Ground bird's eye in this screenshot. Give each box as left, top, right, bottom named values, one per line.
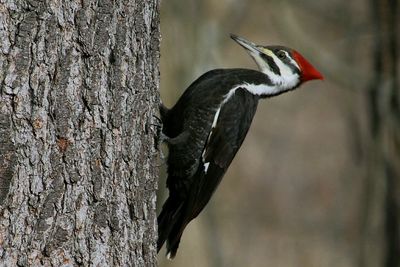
left=277, top=51, right=287, bottom=60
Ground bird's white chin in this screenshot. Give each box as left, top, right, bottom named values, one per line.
left=260, top=67, right=300, bottom=90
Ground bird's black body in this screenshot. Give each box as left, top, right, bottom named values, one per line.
left=158, top=69, right=270, bottom=257
left=157, top=34, right=323, bottom=258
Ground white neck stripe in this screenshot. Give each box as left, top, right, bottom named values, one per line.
left=223, top=82, right=282, bottom=99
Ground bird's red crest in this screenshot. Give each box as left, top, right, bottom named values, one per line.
left=292, top=51, right=323, bottom=82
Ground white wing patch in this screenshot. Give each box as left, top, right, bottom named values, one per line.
left=202, top=107, right=222, bottom=173
left=203, top=162, right=210, bottom=172
left=211, top=107, right=222, bottom=128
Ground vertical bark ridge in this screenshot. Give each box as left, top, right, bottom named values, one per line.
left=0, top=0, right=160, bottom=266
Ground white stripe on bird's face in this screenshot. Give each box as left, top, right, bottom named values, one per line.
left=253, top=48, right=300, bottom=90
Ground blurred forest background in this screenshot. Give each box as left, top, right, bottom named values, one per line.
left=157, top=0, right=399, bottom=266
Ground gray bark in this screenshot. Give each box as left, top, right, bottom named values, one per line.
left=0, top=0, right=160, bottom=266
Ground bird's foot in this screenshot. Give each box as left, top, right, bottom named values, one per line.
left=162, top=131, right=190, bottom=146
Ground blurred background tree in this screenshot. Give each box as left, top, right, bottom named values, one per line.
left=158, top=0, right=399, bottom=266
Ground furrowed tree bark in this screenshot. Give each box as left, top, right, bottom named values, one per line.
left=0, top=0, right=160, bottom=266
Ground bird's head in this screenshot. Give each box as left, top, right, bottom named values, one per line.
left=231, top=34, right=323, bottom=91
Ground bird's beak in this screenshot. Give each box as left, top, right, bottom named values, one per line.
left=230, top=34, right=263, bottom=54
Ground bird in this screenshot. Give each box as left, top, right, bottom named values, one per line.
left=157, top=34, right=323, bottom=259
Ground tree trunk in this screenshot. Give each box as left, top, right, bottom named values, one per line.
left=362, top=0, right=400, bottom=266
left=0, top=0, right=160, bottom=266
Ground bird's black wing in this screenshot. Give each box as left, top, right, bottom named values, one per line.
left=164, top=69, right=266, bottom=194
left=161, top=88, right=259, bottom=257
left=164, top=70, right=240, bottom=197
left=189, top=88, right=259, bottom=218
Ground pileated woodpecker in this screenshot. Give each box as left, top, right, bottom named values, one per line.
left=158, top=34, right=323, bottom=259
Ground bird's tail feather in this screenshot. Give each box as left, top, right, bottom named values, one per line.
left=165, top=217, right=188, bottom=259
left=157, top=197, right=175, bottom=252
left=157, top=196, right=185, bottom=253
left=157, top=195, right=189, bottom=259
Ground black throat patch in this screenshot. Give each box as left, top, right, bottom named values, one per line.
left=259, top=53, right=281, bottom=75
